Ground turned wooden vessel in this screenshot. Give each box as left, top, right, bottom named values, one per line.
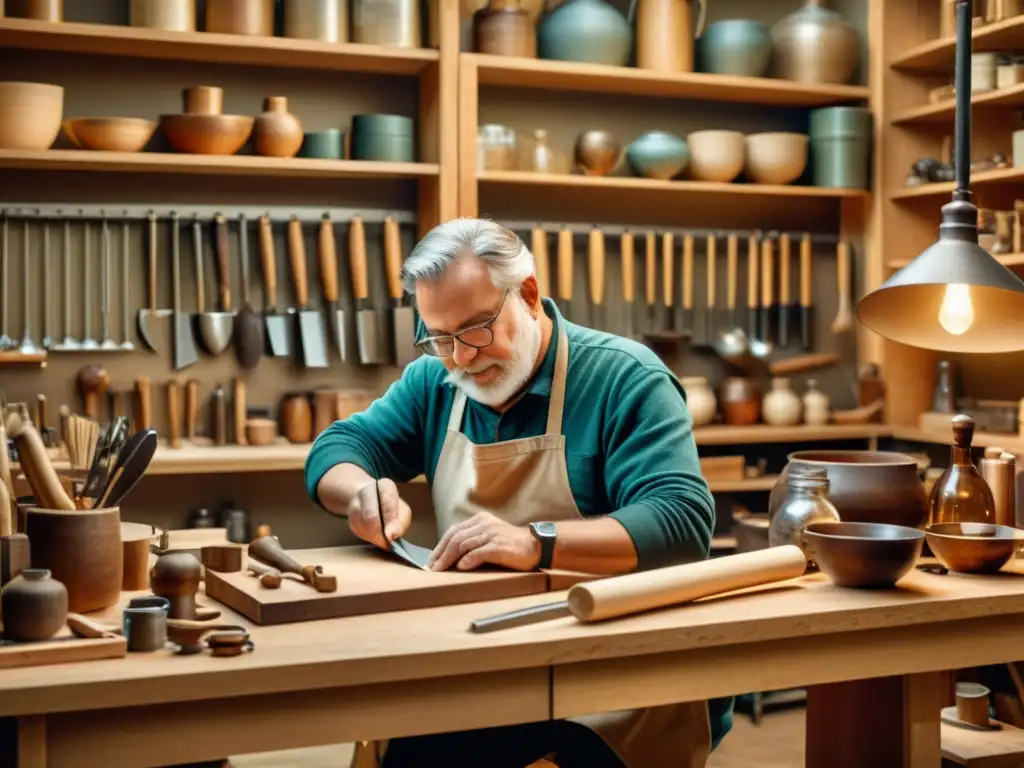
left=150, top=552, right=203, bottom=619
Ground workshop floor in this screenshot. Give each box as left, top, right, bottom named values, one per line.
left=228, top=707, right=806, bottom=768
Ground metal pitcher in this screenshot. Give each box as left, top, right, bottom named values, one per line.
left=629, top=0, right=707, bottom=73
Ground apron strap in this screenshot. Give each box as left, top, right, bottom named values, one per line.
left=545, top=328, right=569, bottom=435
left=447, top=389, right=468, bottom=432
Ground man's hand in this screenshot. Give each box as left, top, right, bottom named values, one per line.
left=428, top=508, right=541, bottom=572
left=346, top=478, right=412, bottom=550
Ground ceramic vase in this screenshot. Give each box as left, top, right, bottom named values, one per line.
left=721, top=377, right=760, bottom=426
left=682, top=376, right=716, bottom=427
left=574, top=130, right=621, bottom=176
left=802, top=378, right=830, bottom=425
left=771, top=0, right=861, bottom=85
left=254, top=96, right=303, bottom=158
left=538, top=0, right=632, bottom=66
left=1, top=568, right=68, bottom=641
left=698, top=19, right=772, bottom=77
left=763, top=377, right=802, bottom=426
left=625, top=130, right=689, bottom=180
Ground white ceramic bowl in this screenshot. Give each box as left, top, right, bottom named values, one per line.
left=744, top=132, right=809, bottom=185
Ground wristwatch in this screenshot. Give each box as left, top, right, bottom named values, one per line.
left=529, top=521, right=557, bottom=570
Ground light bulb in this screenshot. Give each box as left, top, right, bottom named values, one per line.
left=938, top=283, right=974, bottom=335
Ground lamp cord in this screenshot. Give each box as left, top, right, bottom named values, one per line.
left=954, top=0, right=973, bottom=202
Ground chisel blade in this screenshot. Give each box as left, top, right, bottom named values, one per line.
left=298, top=309, right=328, bottom=368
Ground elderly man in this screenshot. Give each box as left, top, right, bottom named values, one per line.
left=305, top=218, right=731, bottom=768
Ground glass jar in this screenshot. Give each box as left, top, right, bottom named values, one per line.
left=520, top=128, right=564, bottom=173
left=769, top=465, right=840, bottom=559
left=478, top=123, right=516, bottom=171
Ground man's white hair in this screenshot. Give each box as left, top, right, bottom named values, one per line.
left=401, top=217, right=535, bottom=294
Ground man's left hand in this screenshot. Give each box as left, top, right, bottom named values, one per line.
left=428, top=509, right=541, bottom=572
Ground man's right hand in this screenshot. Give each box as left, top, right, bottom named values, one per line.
left=347, top=478, right=412, bottom=550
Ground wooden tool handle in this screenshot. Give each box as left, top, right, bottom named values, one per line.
left=349, top=217, right=368, bottom=301
left=250, top=535, right=304, bottom=575
left=35, top=394, right=47, bottom=431
left=768, top=353, right=840, bottom=376
left=661, top=233, right=674, bottom=307
left=136, top=376, right=151, bottom=431
left=192, top=218, right=205, bottom=313
left=67, top=613, right=120, bottom=639
left=644, top=232, right=656, bottom=308
left=147, top=212, right=158, bottom=311
left=567, top=545, right=807, bottom=622
left=682, top=234, right=694, bottom=311
left=761, top=237, right=774, bottom=308
left=214, top=214, right=232, bottom=311
left=588, top=228, right=605, bottom=307
left=621, top=231, right=635, bottom=303
left=167, top=379, right=181, bottom=450
left=726, top=234, right=738, bottom=311
left=531, top=227, right=550, bottom=297
left=185, top=379, right=198, bottom=441
left=800, top=234, right=812, bottom=308
left=383, top=217, right=403, bottom=300
left=0, top=482, right=12, bottom=538
left=213, top=388, right=227, bottom=447
left=747, top=235, right=759, bottom=310
left=234, top=379, right=247, bottom=446
left=8, top=415, right=75, bottom=511
left=706, top=234, right=717, bottom=310
left=258, top=216, right=278, bottom=308
left=779, top=234, right=791, bottom=305
left=556, top=229, right=573, bottom=302
left=318, top=215, right=339, bottom=304
left=247, top=559, right=283, bottom=589
left=287, top=217, right=307, bottom=307
left=836, top=240, right=850, bottom=304
left=57, top=407, right=69, bottom=457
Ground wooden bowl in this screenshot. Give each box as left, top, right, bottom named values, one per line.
left=744, top=132, right=809, bottom=185
left=802, top=521, right=924, bottom=588
left=0, top=81, right=64, bottom=150
left=925, top=522, right=1024, bottom=574
left=159, top=113, right=254, bottom=155
left=245, top=417, right=278, bottom=447
left=63, top=117, right=157, bottom=152
left=687, top=130, right=745, bottom=182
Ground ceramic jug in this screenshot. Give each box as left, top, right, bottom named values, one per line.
left=763, top=377, right=802, bottom=426
left=682, top=376, right=716, bottom=427
left=538, top=0, right=632, bottom=66
left=630, top=0, right=707, bottom=73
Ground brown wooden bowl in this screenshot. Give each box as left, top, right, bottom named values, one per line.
left=925, top=522, right=1023, bottom=574
left=63, top=117, right=156, bottom=152
left=0, top=81, right=63, bottom=150
left=802, top=521, right=924, bottom=588
left=159, top=113, right=253, bottom=155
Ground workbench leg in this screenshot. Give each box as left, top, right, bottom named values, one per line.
left=806, top=673, right=943, bottom=768
left=17, top=715, right=45, bottom=768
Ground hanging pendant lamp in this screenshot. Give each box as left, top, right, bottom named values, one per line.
left=856, top=0, right=1024, bottom=353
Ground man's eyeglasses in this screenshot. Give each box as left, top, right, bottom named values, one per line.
left=415, top=291, right=509, bottom=358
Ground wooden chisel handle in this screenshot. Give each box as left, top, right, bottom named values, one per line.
left=779, top=234, right=791, bottom=306
left=761, top=237, right=774, bottom=309
left=185, top=379, right=198, bottom=441
left=644, top=232, right=656, bottom=309
left=234, top=379, right=247, bottom=446
left=682, top=234, right=694, bottom=311
left=747, top=235, right=759, bottom=311
left=349, top=217, right=369, bottom=302
left=287, top=217, right=307, bottom=308
left=726, top=234, right=738, bottom=311
left=8, top=415, right=75, bottom=511
left=706, top=234, right=717, bottom=310
left=383, top=217, right=403, bottom=301
left=557, top=228, right=573, bottom=303
left=588, top=228, right=605, bottom=307
left=318, top=215, right=339, bottom=304
left=620, top=231, right=635, bottom=304
left=258, top=216, right=278, bottom=310
left=661, top=232, right=674, bottom=308
left=531, top=227, right=550, bottom=297
left=800, top=234, right=812, bottom=308
left=836, top=240, right=850, bottom=308
left=192, top=217, right=205, bottom=313
left=214, top=214, right=232, bottom=312
left=147, top=212, right=158, bottom=312
left=167, top=379, right=182, bottom=450
left=136, top=376, right=151, bottom=431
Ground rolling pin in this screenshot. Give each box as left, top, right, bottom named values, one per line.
left=470, top=546, right=807, bottom=632
left=7, top=414, right=76, bottom=511
left=249, top=535, right=337, bottom=592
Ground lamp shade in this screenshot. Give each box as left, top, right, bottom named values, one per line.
left=856, top=203, right=1024, bottom=353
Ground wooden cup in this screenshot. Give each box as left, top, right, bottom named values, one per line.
left=182, top=86, right=223, bottom=116
left=121, top=522, right=159, bottom=591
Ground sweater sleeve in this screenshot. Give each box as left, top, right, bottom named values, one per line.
left=303, top=357, right=432, bottom=505
left=604, top=367, right=715, bottom=571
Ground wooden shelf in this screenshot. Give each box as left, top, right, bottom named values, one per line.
left=887, top=252, right=1024, bottom=269
left=891, top=15, right=1024, bottom=73
left=0, top=351, right=47, bottom=368
left=891, top=426, right=1024, bottom=453
left=0, top=150, right=439, bottom=180
left=891, top=82, right=1024, bottom=125
left=479, top=171, right=867, bottom=201
left=468, top=53, right=870, bottom=106
left=707, top=475, right=780, bottom=493
left=0, top=18, right=438, bottom=75
left=889, top=165, right=1024, bottom=201
left=692, top=424, right=886, bottom=445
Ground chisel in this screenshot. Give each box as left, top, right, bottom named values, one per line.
left=384, top=216, right=417, bottom=366
left=779, top=233, right=792, bottom=347
left=800, top=233, right=813, bottom=350
left=350, top=216, right=387, bottom=365
left=171, top=212, right=199, bottom=371
left=317, top=214, right=345, bottom=361
left=556, top=228, right=573, bottom=320
left=746, top=233, right=759, bottom=342
left=681, top=233, right=694, bottom=334
left=620, top=230, right=635, bottom=338
left=258, top=216, right=290, bottom=358
left=531, top=226, right=550, bottom=299
left=288, top=216, right=328, bottom=368
left=662, top=231, right=674, bottom=332
left=760, top=236, right=775, bottom=344
left=644, top=231, right=656, bottom=333
left=704, top=233, right=717, bottom=344
left=587, top=227, right=605, bottom=330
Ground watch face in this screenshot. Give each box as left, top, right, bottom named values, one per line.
left=533, top=521, right=557, bottom=538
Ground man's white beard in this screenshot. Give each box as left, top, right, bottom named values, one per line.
left=444, top=295, right=542, bottom=408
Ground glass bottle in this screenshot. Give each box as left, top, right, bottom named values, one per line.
left=928, top=414, right=996, bottom=525
left=769, top=465, right=840, bottom=563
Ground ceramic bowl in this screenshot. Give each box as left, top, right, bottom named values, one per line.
left=687, top=130, right=745, bottom=182
left=159, top=114, right=254, bottom=155
left=698, top=19, right=772, bottom=77
left=63, top=117, right=157, bottom=152
left=801, top=521, right=924, bottom=588
left=0, top=81, right=64, bottom=150
left=625, top=130, right=688, bottom=180
left=574, top=130, right=621, bottom=176
left=744, top=132, right=809, bottom=185
left=925, top=522, right=1023, bottom=574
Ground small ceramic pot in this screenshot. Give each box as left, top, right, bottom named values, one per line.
left=123, top=596, right=170, bottom=652
left=254, top=96, right=303, bottom=158
left=745, top=132, right=808, bottom=185
left=298, top=129, right=345, bottom=160
left=682, top=376, right=717, bottom=427
left=625, top=130, right=689, bottom=180
left=182, top=85, right=223, bottom=116
left=1, top=568, right=68, bottom=642
left=698, top=19, right=771, bottom=77
left=283, top=0, right=348, bottom=42
left=721, top=377, right=760, bottom=426
left=687, top=130, right=745, bottom=183
left=802, top=378, right=830, bottom=425
left=972, top=53, right=998, bottom=93
left=205, top=0, right=274, bottom=35
left=351, top=114, right=415, bottom=162
left=130, top=0, right=195, bottom=31
left=809, top=107, right=872, bottom=189
left=537, top=0, right=632, bottom=66
left=574, top=129, right=620, bottom=176
left=763, top=377, right=802, bottom=426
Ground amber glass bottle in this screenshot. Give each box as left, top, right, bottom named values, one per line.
left=928, top=414, right=996, bottom=525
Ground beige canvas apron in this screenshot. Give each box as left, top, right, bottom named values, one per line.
left=430, top=328, right=712, bottom=768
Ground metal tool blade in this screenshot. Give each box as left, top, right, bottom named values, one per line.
left=257, top=215, right=291, bottom=357
left=317, top=215, right=346, bottom=362
left=383, top=217, right=417, bottom=366
left=350, top=216, right=387, bottom=364
left=287, top=216, right=328, bottom=368
left=171, top=213, right=198, bottom=371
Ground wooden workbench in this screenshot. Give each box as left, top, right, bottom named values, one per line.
left=4, top=564, right=1024, bottom=768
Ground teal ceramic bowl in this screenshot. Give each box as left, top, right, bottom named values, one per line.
left=625, top=131, right=689, bottom=180
left=698, top=19, right=772, bottom=77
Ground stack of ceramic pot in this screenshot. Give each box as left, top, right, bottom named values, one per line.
left=351, top=114, right=415, bottom=162
left=808, top=106, right=872, bottom=189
